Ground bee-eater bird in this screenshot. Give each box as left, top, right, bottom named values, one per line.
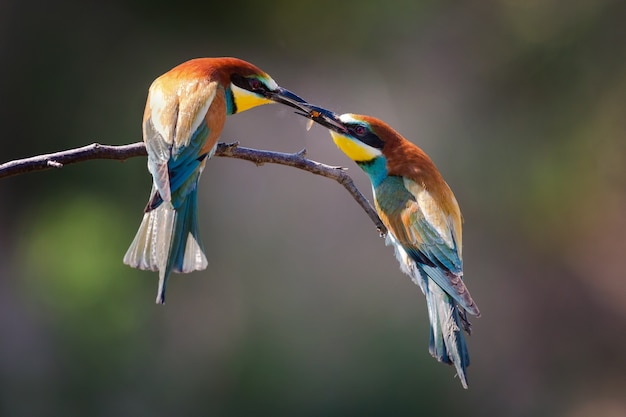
left=300, top=105, right=480, bottom=388
left=124, top=57, right=307, bottom=305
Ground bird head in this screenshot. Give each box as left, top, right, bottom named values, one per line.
left=299, top=105, right=387, bottom=163
left=223, top=58, right=307, bottom=114
left=300, top=104, right=455, bottom=208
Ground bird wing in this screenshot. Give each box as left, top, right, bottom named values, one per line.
left=382, top=177, right=479, bottom=316
left=142, top=78, right=218, bottom=206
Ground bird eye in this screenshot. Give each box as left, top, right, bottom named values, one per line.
left=353, top=125, right=367, bottom=136
left=248, top=78, right=263, bottom=91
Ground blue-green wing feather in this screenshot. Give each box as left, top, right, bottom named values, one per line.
left=375, top=176, right=476, bottom=314
left=409, top=216, right=462, bottom=272
left=145, top=120, right=210, bottom=210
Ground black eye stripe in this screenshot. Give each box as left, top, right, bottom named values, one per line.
left=230, top=74, right=267, bottom=92
left=230, top=74, right=247, bottom=89
left=362, top=132, right=385, bottom=149
left=347, top=124, right=384, bottom=149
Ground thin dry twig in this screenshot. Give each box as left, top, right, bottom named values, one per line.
left=0, top=141, right=387, bottom=236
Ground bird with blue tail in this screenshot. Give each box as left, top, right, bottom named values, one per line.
left=124, top=57, right=308, bottom=304
left=297, top=105, right=481, bottom=388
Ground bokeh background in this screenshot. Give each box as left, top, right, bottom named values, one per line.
left=1, top=0, right=625, bottom=416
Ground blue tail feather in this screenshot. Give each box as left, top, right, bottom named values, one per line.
left=385, top=233, right=473, bottom=388
left=423, top=270, right=470, bottom=388
left=156, top=186, right=208, bottom=304
left=125, top=185, right=208, bottom=304
left=168, top=186, right=205, bottom=273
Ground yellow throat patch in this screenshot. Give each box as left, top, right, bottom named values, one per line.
left=230, top=84, right=273, bottom=113
left=330, top=131, right=382, bottom=162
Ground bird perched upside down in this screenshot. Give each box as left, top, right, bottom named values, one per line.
left=299, top=105, right=480, bottom=388
left=124, top=57, right=307, bottom=304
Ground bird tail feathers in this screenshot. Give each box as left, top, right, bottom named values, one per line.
left=425, top=278, right=471, bottom=389
left=124, top=187, right=208, bottom=304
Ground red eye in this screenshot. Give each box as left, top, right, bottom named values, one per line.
left=249, top=78, right=262, bottom=90
left=354, top=125, right=367, bottom=136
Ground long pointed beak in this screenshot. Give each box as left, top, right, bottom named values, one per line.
left=269, top=87, right=310, bottom=112
left=296, top=104, right=348, bottom=134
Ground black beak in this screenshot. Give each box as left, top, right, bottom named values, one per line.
left=295, top=104, right=348, bottom=134
left=269, top=87, right=310, bottom=112
left=268, top=90, right=348, bottom=135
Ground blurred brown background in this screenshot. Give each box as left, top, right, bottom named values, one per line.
left=1, top=0, right=625, bottom=416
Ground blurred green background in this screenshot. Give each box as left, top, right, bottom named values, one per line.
left=1, top=0, right=625, bottom=416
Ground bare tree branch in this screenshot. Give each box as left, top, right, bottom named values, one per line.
left=0, top=143, right=148, bottom=179
left=0, top=142, right=387, bottom=236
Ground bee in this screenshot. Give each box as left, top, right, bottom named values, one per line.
left=306, top=109, right=321, bottom=131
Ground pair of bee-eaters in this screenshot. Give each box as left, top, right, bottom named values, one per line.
left=123, top=57, right=480, bottom=388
